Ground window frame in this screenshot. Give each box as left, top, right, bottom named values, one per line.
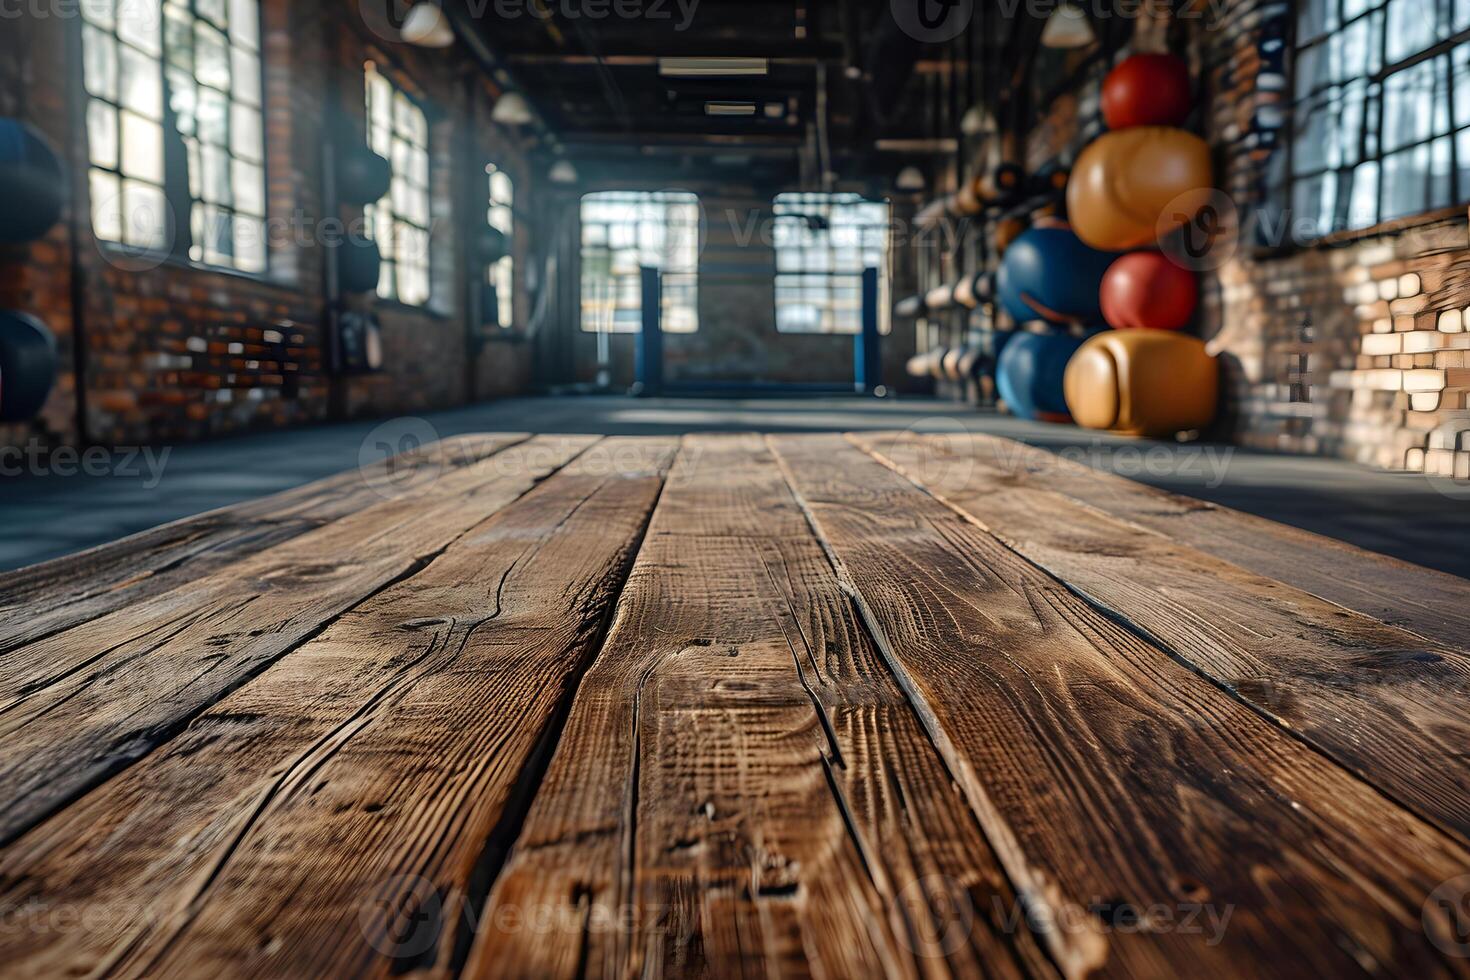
left=771, top=192, right=891, bottom=336
left=365, top=61, right=434, bottom=308
left=79, top=0, right=269, bottom=274
left=487, top=162, right=514, bottom=329
left=578, top=190, right=701, bottom=335
left=1285, top=0, right=1470, bottom=240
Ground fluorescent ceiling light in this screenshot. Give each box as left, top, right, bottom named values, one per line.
left=875, top=138, right=959, bottom=153
left=492, top=91, right=534, bottom=125
left=1040, top=2, right=1096, bottom=49
left=659, top=58, right=769, bottom=77
left=401, top=3, right=456, bottom=48
left=706, top=102, right=757, bottom=116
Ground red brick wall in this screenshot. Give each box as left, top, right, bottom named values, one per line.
left=0, top=0, right=535, bottom=452
left=938, top=1, right=1470, bottom=477
left=1198, top=0, right=1470, bottom=475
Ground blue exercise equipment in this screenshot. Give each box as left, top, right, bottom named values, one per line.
left=996, top=330, right=1086, bottom=422
left=996, top=226, right=1117, bottom=326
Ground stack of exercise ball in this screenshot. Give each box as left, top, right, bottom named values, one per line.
left=994, top=221, right=1117, bottom=423
left=0, top=118, right=64, bottom=422
left=1063, top=53, right=1220, bottom=437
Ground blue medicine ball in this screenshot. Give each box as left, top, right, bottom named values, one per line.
left=996, top=330, right=1085, bottom=422
left=0, top=119, right=67, bottom=244
left=997, top=226, right=1118, bottom=326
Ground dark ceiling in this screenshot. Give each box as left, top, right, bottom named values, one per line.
left=446, top=0, right=998, bottom=190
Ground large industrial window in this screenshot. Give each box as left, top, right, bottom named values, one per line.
left=1290, top=0, right=1470, bottom=235
left=580, top=191, right=700, bottom=334
left=772, top=193, right=889, bottom=334
left=81, top=0, right=266, bottom=272
left=365, top=62, right=432, bottom=306
left=487, top=163, right=514, bottom=328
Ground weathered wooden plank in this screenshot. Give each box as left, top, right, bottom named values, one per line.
left=0, top=434, right=597, bottom=848
left=920, top=432, right=1470, bottom=648
left=463, top=435, right=1054, bottom=980
left=854, top=430, right=1470, bottom=848
left=0, top=433, right=527, bottom=654
left=0, top=437, right=676, bottom=979
left=770, top=434, right=1470, bottom=978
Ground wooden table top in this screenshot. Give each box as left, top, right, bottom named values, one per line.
left=1, top=431, right=1468, bottom=978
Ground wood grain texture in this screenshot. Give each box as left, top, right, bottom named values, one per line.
left=463, top=434, right=1054, bottom=980
left=930, top=432, right=1470, bottom=649
left=0, top=437, right=676, bottom=979
left=0, top=434, right=595, bottom=847
left=770, top=433, right=1470, bottom=978
left=0, top=434, right=527, bottom=655
left=853, top=430, right=1470, bottom=847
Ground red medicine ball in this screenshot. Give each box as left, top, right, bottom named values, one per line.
left=1102, top=54, right=1192, bottom=130
left=1100, top=252, right=1198, bottom=331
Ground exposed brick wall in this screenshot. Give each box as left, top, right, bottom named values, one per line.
left=1197, top=0, right=1470, bottom=476
left=922, top=0, right=1470, bottom=476
left=0, top=0, right=534, bottom=452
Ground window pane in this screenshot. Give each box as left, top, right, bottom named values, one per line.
left=122, top=178, right=168, bottom=249
left=772, top=193, right=890, bottom=334
left=231, top=101, right=263, bottom=161
left=1293, top=19, right=1468, bottom=232
left=118, top=43, right=162, bottom=118
left=82, top=0, right=115, bottom=30
left=1387, top=0, right=1443, bottom=64
left=232, top=159, right=264, bottom=215
left=580, top=191, right=700, bottom=333
left=234, top=215, right=266, bottom=272
left=364, top=64, right=432, bottom=305
left=1381, top=144, right=1431, bottom=219
left=90, top=169, right=123, bottom=241
left=83, top=27, right=118, bottom=101
left=116, top=0, right=162, bottom=56
left=120, top=111, right=163, bottom=183
left=231, top=0, right=259, bottom=48
left=194, top=22, right=230, bottom=89
left=231, top=48, right=261, bottom=106
left=1346, top=160, right=1380, bottom=227
left=1429, top=135, right=1453, bottom=208
left=87, top=101, right=119, bottom=170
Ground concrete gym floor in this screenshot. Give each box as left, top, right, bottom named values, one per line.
left=2, top=394, right=1468, bottom=579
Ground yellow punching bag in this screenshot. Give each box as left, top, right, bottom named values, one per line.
left=1067, top=127, right=1213, bottom=251
left=1064, top=330, right=1219, bottom=437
